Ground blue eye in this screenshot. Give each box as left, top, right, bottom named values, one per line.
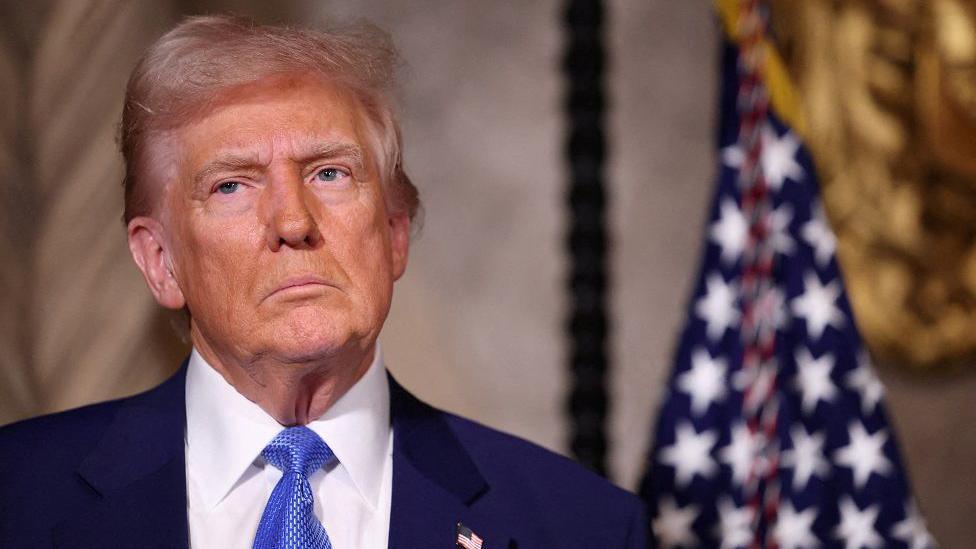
left=217, top=182, right=240, bottom=194
left=316, top=168, right=345, bottom=182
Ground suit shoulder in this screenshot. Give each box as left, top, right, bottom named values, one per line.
left=0, top=396, right=127, bottom=467
left=0, top=366, right=185, bottom=461
left=0, top=369, right=186, bottom=545
left=0, top=397, right=127, bottom=541
left=444, top=413, right=644, bottom=512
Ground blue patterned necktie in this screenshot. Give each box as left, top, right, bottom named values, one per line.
left=253, top=426, right=336, bottom=549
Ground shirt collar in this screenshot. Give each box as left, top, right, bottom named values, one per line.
left=185, top=344, right=390, bottom=510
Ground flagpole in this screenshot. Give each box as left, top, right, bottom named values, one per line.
left=731, top=1, right=786, bottom=546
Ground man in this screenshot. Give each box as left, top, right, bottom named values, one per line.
left=0, top=15, right=646, bottom=548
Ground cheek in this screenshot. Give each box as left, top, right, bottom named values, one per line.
left=176, top=220, right=262, bottom=312
left=324, top=202, right=395, bottom=300
left=332, top=200, right=393, bottom=268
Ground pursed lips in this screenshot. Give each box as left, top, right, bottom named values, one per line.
left=263, top=275, right=335, bottom=302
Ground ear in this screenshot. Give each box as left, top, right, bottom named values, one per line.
left=127, top=216, right=186, bottom=309
left=388, top=212, right=410, bottom=281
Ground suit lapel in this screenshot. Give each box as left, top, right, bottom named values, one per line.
left=388, top=376, right=514, bottom=549
left=53, top=365, right=189, bottom=549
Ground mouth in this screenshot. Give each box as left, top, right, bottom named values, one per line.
left=264, top=275, right=334, bottom=302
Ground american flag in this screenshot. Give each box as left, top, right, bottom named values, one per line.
left=456, top=523, right=484, bottom=549
left=639, top=2, right=935, bottom=548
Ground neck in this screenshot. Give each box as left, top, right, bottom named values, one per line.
left=190, top=328, right=375, bottom=426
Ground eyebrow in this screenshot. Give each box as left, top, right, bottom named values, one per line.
left=191, top=142, right=367, bottom=189
left=296, top=143, right=366, bottom=169
left=192, top=153, right=264, bottom=189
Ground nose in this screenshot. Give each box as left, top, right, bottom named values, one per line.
left=264, top=172, right=321, bottom=251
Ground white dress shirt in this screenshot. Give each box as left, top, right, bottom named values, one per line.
left=185, top=345, right=393, bottom=549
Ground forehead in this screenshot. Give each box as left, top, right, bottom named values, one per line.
left=173, top=74, right=370, bottom=167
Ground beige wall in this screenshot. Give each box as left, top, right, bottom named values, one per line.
left=322, top=0, right=568, bottom=457
left=1, top=1, right=974, bottom=546
left=0, top=1, right=188, bottom=421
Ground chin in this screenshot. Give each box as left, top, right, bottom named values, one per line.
left=265, top=309, right=364, bottom=364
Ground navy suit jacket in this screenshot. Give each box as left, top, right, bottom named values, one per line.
left=0, top=365, right=647, bottom=548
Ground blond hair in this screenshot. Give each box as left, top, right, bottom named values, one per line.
left=120, top=14, right=419, bottom=223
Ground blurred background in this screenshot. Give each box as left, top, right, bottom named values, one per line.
left=1, top=0, right=974, bottom=546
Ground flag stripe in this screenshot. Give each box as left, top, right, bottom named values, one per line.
left=456, top=524, right=484, bottom=549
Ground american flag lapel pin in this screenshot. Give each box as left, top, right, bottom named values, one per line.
left=456, top=522, right=484, bottom=549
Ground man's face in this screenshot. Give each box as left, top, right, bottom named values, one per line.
left=139, top=74, right=409, bottom=366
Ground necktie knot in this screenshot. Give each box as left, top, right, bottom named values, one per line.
left=261, top=426, right=335, bottom=478
left=254, top=426, right=335, bottom=549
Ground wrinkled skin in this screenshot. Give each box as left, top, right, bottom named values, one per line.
left=127, top=74, right=410, bottom=425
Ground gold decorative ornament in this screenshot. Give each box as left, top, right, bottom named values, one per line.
left=768, top=0, right=976, bottom=370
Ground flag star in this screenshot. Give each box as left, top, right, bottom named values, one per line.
left=759, top=125, right=805, bottom=190
left=781, top=425, right=829, bottom=490
left=696, top=273, right=741, bottom=341
left=710, top=198, right=747, bottom=265
left=791, top=271, right=844, bottom=340
left=677, top=348, right=728, bottom=416
left=835, top=497, right=883, bottom=549
left=722, top=124, right=804, bottom=191
left=774, top=502, right=819, bottom=549
left=720, top=423, right=761, bottom=487
left=716, top=498, right=753, bottom=549
left=721, top=144, right=745, bottom=172
left=846, top=351, right=884, bottom=416
left=769, top=204, right=795, bottom=256
left=659, top=422, right=719, bottom=487
left=802, top=202, right=837, bottom=267
left=653, top=497, right=699, bottom=548
left=834, top=422, right=892, bottom=488
left=794, top=347, right=838, bottom=415
left=892, top=501, right=936, bottom=549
